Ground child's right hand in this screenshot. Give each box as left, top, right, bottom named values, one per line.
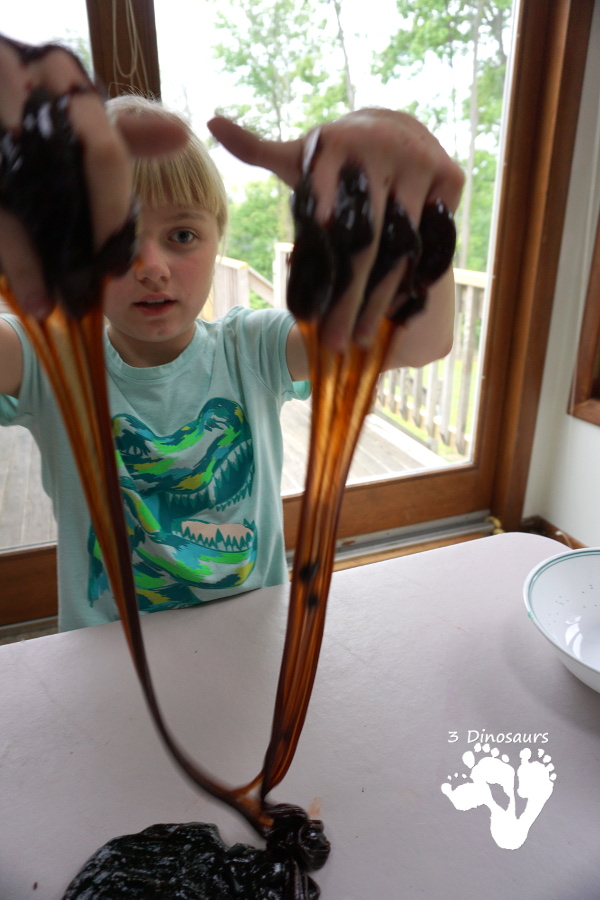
left=0, top=34, right=187, bottom=320
left=208, top=111, right=464, bottom=355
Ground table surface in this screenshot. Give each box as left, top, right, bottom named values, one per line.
left=1, top=532, right=600, bottom=900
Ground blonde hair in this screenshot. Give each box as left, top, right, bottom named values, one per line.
left=107, top=95, right=228, bottom=238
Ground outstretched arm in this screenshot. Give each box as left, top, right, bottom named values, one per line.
left=207, top=109, right=463, bottom=370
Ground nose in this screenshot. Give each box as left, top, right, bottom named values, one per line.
left=134, top=236, right=169, bottom=287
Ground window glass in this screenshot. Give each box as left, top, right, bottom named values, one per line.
left=155, top=0, right=516, bottom=493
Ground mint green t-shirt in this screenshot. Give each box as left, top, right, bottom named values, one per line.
left=0, top=307, right=309, bottom=631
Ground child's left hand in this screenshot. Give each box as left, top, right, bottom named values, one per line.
left=207, top=111, right=464, bottom=355
left=0, top=34, right=188, bottom=319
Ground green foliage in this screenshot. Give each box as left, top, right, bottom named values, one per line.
left=213, top=0, right=355, bottom=277
left=455, top=149, right=497, bottom=271
left=473, top=60, right=506, bottom=136
left=404, top=99, right=451, bottom=135
left=249, top=290, right=272, bottom=310
left=213, top=0, right=513, bottom=277
left=373, top=0, right=512, bottom=138
left=373, top=0, right=513, bottom=272
left=213, top=0, right=350, bottom=140
left=225, top=176, right=282, bottom=279
left=374, top=1, right=473, bottom=76
left=301, top=76, right=350, bottom=127
left=374, top=0, right=511, bottom=77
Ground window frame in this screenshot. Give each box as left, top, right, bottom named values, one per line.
left=568, top=206, right=600, bottom=426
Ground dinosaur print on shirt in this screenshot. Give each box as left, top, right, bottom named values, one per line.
left=87, top=397, right=258, bottom=611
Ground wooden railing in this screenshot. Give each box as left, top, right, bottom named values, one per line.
left=211, top=254, right=487, bottom=462
left=210, top=256, right=275, bottom=318
left=0, top=255, right=486, bottom=565
left=377, top=269, right=487, bottom=462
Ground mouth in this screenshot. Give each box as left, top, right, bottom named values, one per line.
left=175, top=520, right=255, bottom=553
left=134, top=297, right=176, bottom=315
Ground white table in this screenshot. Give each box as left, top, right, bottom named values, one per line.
left=1, top=533, right=599, bottom=899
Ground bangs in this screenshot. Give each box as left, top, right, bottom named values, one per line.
left=106, top=95, right=228, bottom=238
left=132, top=139, right=228, bottom=236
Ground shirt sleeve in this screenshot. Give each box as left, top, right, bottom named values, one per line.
left=225, top=307, right=310, bottom=402
left=0, top=314, right=44, bottom=428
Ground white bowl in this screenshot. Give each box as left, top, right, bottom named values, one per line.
left=524, top=547, right=600, bottom=693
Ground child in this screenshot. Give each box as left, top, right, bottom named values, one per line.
left=0, top=45, right=463, bottom=631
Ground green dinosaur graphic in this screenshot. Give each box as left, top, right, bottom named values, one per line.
left=88, top=397, right=257, bottom=612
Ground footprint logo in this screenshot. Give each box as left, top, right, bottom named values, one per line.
left=441, top=742, right=556, bottom=849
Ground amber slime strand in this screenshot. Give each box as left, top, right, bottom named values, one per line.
left=261, top=316, right=395, bottom=795
left=0, top=278, right=285, bottom=838
left=0, top=84, right=281, bottom=835
left=0, top=83, right=332, bottom=841
left=261, top=189, right=456, bottom=793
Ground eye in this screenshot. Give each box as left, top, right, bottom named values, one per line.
left=170, top=228, right=196, bottom=245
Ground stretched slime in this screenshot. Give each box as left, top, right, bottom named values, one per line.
left=0, top=58, right=455, bottom=898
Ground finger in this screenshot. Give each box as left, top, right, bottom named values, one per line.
left=0, top=42, right=130, bottom=252
left=0, top=40, right=28, bottom=129
left=353, top=258, right=410, bottom=348
left=426, top=156, right=465, bottom=213
left=68, top=92, right=133, bottom=250
left=305, top=140, right=365, bottom=227
left=322, top=168, right=389, bottom=350
left=207, top=116, right=303, bottom=186
left=317, top=240, right=382, bottom=353
left=0, top=208, right=52, bottom=318
left=30, top=51, right=133, bottom=250
left=115, top=111, right=188, bottom=158
left=320, top=177, right=455, bottom=351
left=382, top=267, right=455, bottom=370
left=15, top=46, right=137, bottom=250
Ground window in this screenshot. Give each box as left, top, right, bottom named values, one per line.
left=0, top=0, right=594, bottom=625
left=152, top=1, right=510, bottom=497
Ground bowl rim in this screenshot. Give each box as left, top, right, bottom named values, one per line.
left=524, top=547, right=600, bottom=676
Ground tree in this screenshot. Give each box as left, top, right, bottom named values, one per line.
left=373, top=0, right=513, bottom=270
left=225, top=177, right=281, bottom=282
left=212, top=0, right=354, bottom=242
left=330, top=0, right=356, bottom=111
left=213, top=0, right=352, bottom=140
left=465, top=149, right=497, bottom=273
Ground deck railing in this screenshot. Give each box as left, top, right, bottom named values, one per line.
left=376, top=269, right=487, bottom=461
left=214, top=250, right=488, bottom=463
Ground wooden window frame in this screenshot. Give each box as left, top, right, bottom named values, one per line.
left=85, top=0, right=161, bottom=98
left=568, top=207, right=600, bottom=426
left=0, top=0, right=595, bottom=625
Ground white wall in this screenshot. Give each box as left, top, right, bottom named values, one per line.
left=523, top=0, right=600, bottom=545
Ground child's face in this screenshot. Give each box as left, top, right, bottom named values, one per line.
left=103, top=203, right=220, bottom=365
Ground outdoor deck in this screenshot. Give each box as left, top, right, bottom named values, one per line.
left=0, top=400, right=444, bottom=552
